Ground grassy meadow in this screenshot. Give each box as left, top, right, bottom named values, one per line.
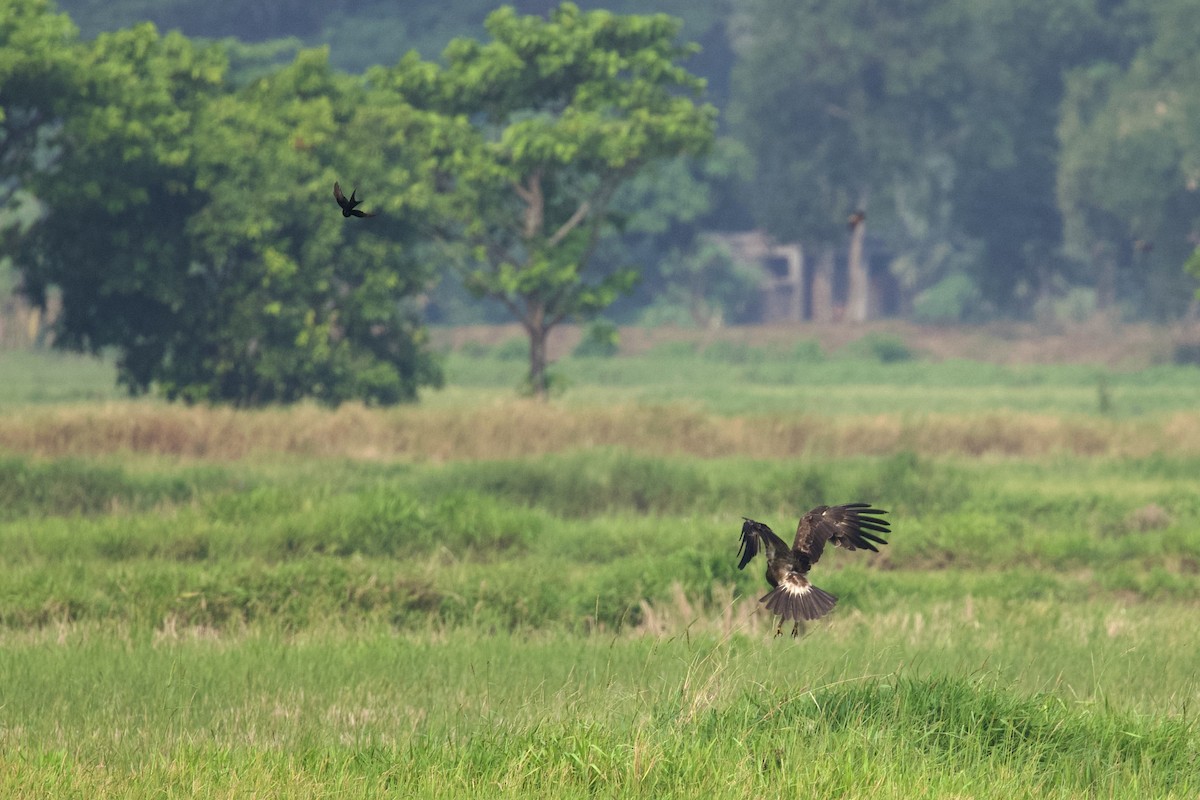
left=2, top=334, right=1200, bottom=798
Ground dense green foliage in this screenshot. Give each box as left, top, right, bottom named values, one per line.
left=728, top=0, right=1142, bottom=316
left=1059, top=0, right=1200, bottom=316
left=6, top=0, right=1200, bottom=412
left=8, top=0, right=1200, bottom=385
left=0, top=0, right=81, bottom=215
left=378, top=4, right=716, bottom=396
left=9, top=15, right=447, bottom=405
left=3, top=0, right=720, bottom=402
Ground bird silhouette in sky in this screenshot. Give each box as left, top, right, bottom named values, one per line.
left=738, top=503, right=890, bottom=637
left=334, top=182, right=376, bottom=218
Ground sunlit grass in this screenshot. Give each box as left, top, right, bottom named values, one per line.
left=0, top=616, right=1196, bottom=798
left=4, top=341, right=1200, bottom=797
left=6, top=337, right=1200, bottom=417
left=1, top=449, right=1199, bottom=632
left=441, top=351, right=1200, bottom=416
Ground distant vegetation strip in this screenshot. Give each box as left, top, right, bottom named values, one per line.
left=4, top=402, right=1200, bottom=460
left=3, top=447, right=1198, bottom=633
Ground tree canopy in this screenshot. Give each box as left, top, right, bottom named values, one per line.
left=379, top=3, right=716, bottom=396
left=727, top=0, right=1148, bottom=318
left=0, top=0, right=81, bottom=215
left=10, top=9, right=445, bottom=405
left=5, top=0, right=722, bottom=404
left=1057, top=0, right=1200, bottom=316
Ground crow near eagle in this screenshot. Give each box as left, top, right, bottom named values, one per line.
left=334, top=181, right=377, bottom=218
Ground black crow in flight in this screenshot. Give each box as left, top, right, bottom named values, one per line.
left=334, top=181, right=376, bottom=218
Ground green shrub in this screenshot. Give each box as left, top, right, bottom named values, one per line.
left=573, top=320, right=620, bottom=357
left=841, top=332, right=917, bottom=363
left=493, top=337, right=529, bottom=361
left=791, top=338, right=825, bottom=362
left=912, top=273, right=982, bottom=324
left=0, top=457, right=222, bottom=519
left=700, top=340, right=768, bottom=364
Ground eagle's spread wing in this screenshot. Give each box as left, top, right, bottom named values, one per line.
left=333, top=181, right=349, bottom=209
left=793, top=503, right=890, bottom=565
left=737, top=518, right=790, bottom=570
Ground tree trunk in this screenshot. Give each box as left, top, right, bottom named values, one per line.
left=811, top=244, right=835, bottom=323
left=527, top=322, right=550, bottom=400
left=846, top=209, right=869, bottom=322
left=1032, top=251, right=1056, bottom=327
left=1093, top=241, right=1117, bottom=312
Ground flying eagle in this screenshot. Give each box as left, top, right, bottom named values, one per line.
left=333, top=182, right=377, bottom=218
left=738, top=503, right=890, bottom=637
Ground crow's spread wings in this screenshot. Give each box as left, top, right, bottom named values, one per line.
left=333, top=181, right=349, bottom=208
left=737, top=518, right=790, bottom=570
left=793, top=503, right=890, bottom=565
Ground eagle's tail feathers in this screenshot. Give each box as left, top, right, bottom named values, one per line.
left=759, top=583, right=838, bottom=621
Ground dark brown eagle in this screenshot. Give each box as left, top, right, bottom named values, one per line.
left=333, top=181, right=376, bottom=218
left=738, top=503, right=890, bottom=637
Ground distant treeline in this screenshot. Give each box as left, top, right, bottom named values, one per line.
left=5, top=0, right=1200, bottom=406
left=50, top=0, right=1200, bottom=325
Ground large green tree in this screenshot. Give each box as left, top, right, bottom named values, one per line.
left=0, top=0, right=82, bottom=222
left=1058, top=0, right=1200, bottom=316
left=17, top=25, right=445, bottom=404
left=950, top=0, right=1139, bottom=316
left=176, top=49, right=449, bottom=404
left=729, top=0, right=982, bottom=321
left=729, top=0, right=1131, bottom=319
left=17, top=22, right=225, bottom=390
left=383, top=2, right=715, bottom=397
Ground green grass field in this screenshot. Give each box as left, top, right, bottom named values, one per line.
left=2, top=340, right=1199, bottom=797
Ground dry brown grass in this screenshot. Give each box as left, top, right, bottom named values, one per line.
left=3, top=401, right=1200, bottom=461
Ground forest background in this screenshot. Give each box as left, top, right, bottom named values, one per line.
left=4, top=0, right=1200, bottom=406
left=39, top=0, right=1200, bottom=321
